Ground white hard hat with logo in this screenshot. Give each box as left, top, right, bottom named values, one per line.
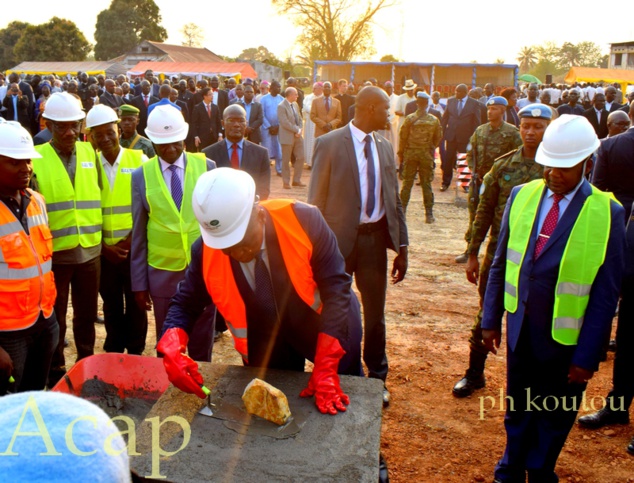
left=145, top=105, right=188, bottom=144
left=42, top=92, right=85, bottom=122
left=85, top=104, right=120, bottom=130
left=192, top=168, right=256, bottom=249
left=536, top=114, right=600, bottom=168
left=0, top=121, right=42, bottom=159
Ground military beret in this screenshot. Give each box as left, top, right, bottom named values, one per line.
left=518, top=104, right=552, bottom=120
left=119, top=104, right=140, bottom=116
left=416, top=91, right=430, bottom=99
left=486, top=96, right=508, bottom=107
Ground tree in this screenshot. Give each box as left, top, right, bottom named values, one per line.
left=557, top=42, right=581, bottom=70
left=181, top=23, right=203, bottom=48
left=94, top=0, right=167, bottom=61
left=380, top=54, right=401, bottom=62
left=0, top=21, right=30, bottom=71
left=535, top=41, right=559, bottom=64
left=516, top=46, right=537, bottom=73
left=273, top=0, right=395, bottom=61
left=576, top=41, right=605, bottom=68
left=494, top=58, right=505, bottom=64
left=237, top=46, right=282, bottom=65
left=13, top=17, right=91, bottom=62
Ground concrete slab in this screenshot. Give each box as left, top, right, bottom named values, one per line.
left=130, top=366, right=383, bottom=482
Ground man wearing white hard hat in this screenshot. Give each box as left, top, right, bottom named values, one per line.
left=0, top=121, right=58, bottom=395
left=481, top=115, right=626, bottom=482
left=130, top=104, right=216, bottom=361
left=31, top=92, right=102, bottom=386
left=85, top=104, right=149, bottom=355
left=157, top=168, right=362, bottom=415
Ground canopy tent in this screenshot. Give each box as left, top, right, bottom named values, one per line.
left=313, top=61, right=518, bottom=95
left=564, top=67, right=634, bottom=94
left=7, top=61, right=127, bottom=78
left=127, top=62, right=257, bottom=81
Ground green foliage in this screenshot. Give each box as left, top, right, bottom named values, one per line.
left=181, top=23, right=203, bottom=48
left=0, top=21, right=30, bottom=71
left=94, top=0, right=168, bottom=60
left=519, top=40, right=607, bottom=79
left=238, top=46, right=282, bottom=65
left=517, top=46, right=537, bottom=73
left=380, top=54, right=401, bottom=62
left=13, top=17, right=91, bottom=63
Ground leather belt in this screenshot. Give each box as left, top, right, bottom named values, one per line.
left=358, top=217, right=387, bottom=235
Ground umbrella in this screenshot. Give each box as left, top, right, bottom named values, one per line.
left=518, top=74, right=542, bottom=84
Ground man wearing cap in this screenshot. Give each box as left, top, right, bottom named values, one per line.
left=398, top=91, right=442, bottom=223
left=481, top=115, right=625, bottom=482
left=395, top=80, right=416, bottom=132
left=157, top=168, right=362, bottom=415
left=455, top=97, right=522, bottom=264
left=118, top=104, right=155, bottom=158
left=131, top=105, right=216, bottom=361
left=453, top=104, right=548, bottom=398
left=31, top=92, right=103, bottom=385
left=310, top=81, right=342, bottom=138
left=85, top=105, right=149, bottom=355
left=0, top=121, right=58, bottom=395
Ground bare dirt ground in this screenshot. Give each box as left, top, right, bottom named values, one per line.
left=64, top=161, right=634, bottom=482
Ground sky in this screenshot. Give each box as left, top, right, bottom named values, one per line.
left=3, top=0, right=634, bottom=65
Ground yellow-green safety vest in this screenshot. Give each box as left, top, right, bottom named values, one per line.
left=32, top=142, right=102, bottom=252
left=504, top=179, right=613, bottom=345
left=142, top=153, right=206, bottom=271
left=100, top=148, right=144, bottom=245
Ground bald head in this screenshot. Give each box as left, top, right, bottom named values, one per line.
left=159, top=84, right=172, bottom=99
left=455, top=84, right=468, bottom=99
left=223, top=104, right=247, bottom=120
left=607, top=110, right=631, bottom=137
left=354, top=86, right=390, bottom=132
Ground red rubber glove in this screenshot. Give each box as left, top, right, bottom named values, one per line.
left=300, top=333, right=350, bottom=415
left=157, top=328, right=206, bottom=398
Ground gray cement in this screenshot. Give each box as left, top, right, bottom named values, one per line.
left=130, top=366, right=384, bottom=482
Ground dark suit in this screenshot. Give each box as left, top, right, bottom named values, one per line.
left=583, top=107, right=608, bottom=139
left=308, top=124, right=408, bottom=382
left=128, top=94, right=159, bottom=136
left=174, top=99, right=189, bottom=123
left=2, top=95, right=31, bottom=132
left=202, top=139, right=271, bottom=200
left=135, top=82, right=160, bottom=98
left=99, top=92, right=125, bottom=110
left=191, top=102, right=221, bottom=151
left=405, top=100, right=441, bottom=120
left=482, top=180, right=625, bottom=481
left=607, top=102, right=624, bottom=113
left=215, top=89, right=229, bottom=116
left=440, top=96, right=481, bottom=186
left=236, top=101, right=264, bottom=144
left=335, top=93, right=356, bottom=125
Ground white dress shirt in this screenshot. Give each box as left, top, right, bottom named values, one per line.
left=349, top=122, right=384, bottom=224
left=159, top=152, right=186, bottom=195
left=101, top=149, right=148, bottom=190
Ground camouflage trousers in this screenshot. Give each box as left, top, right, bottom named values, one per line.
left=464, top=180, right=480, bottom=244
left=400, top=154, right=434, bottom=211
left=469, top=252, right=494, bottom=355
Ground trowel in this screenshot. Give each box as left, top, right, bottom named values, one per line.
left=199, top=385, right=214, bottom=417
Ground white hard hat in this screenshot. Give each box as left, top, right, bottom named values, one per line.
left=42, top=92, right=85, bottom=121
left=145, top=105, right=188, bottom=144
left=0, top=121, right=42, bottom=159
left=192, top=168, right=257, bottom=249
left=85, top=104, right=120, bottom=129
left=536, top=115, right=600, bottom=168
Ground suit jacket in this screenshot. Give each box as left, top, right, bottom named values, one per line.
left=2, top=95, right=30, bottom=131
left=607, top=102, right=624, bottom=113
left=441, top=96, right=481, bottom=144
left=594, top=127, right=634, bottom=217
left=174, top=99, right=189, bottom=123
left=334, top=93, right=355, bottom=125
left=277, top=99, right=303, bottom=145
left=135, top=82, right=160, bottom=98
left=99, top=92, right=125, bottom=109
left=236, top=101, right=264, bottom=144
left=307, top=125, right=408, bottom=258
left=583, top=107, right=608, bottom=139
left=191, top=102, right=222, bottom=150
left=311, top=96, right=343, bottom=137
left=202, top=139, right=271, bottom=200
left=128, top=94, right=159, bottom=136
left=482, top=179, right=625, bottom=370
left=216, top=89, right=229, bottom=116
left=404, top=100, right=442, bottom=120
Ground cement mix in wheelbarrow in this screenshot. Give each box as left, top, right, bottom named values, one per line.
left=129, top=364, right=383, bottom=482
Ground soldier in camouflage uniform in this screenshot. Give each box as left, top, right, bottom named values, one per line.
left=452, top=104, right=552, bottom=397
left=456, top=96, right=522, bottom=263
left=398, top=91, right=442, bottom=223
left=118, top=104, right=156, bottom=158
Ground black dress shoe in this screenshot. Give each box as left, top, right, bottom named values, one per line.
left=578, top=406, right=630, bottom=428
left=628, top=436, right=634, bottom=455
left=452, top=374, right=485, bottom=398
left=439, top=184, right=448, bottom=192
left=608, top=339, right=617, bottom=352
left=96, top=315, right=104, bottom=324
left=382, top=387, right=390, bottom=408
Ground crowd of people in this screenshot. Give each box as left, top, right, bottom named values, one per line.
left=1, top=66, right=634, bottom=482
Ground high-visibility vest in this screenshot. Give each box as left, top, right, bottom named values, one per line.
left=201, top=199, right=322, bottom=363
left=100, top=149, right=143, bottom=245
left=32, top=142, right=102, bottom=252
left=142, top=153, right=206, bottom=271
left=504, top=179, right=613, bottom=345
left=0, top=190, right=56, bottom=331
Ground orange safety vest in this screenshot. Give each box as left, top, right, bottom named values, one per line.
left=201, top=199, right=322, bottom=363
left=0, top=189, right=56, bottom=331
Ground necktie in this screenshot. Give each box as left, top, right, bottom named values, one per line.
left=325, top=96, right=330, bottom=111
left=457, top=99, right=463, bottom=115
left=364, top=134, right=376, bottom=217
left=254, top=251, right=277, bottom=321
left=534, top=193, right=564, bottom=258
left=168, top=165, right=183, bottom=211
left=231, top=143, right=239, bottom=169
left=144, top=96, right=148, bottom=107
left=206, top=103, right=211, bottom=118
